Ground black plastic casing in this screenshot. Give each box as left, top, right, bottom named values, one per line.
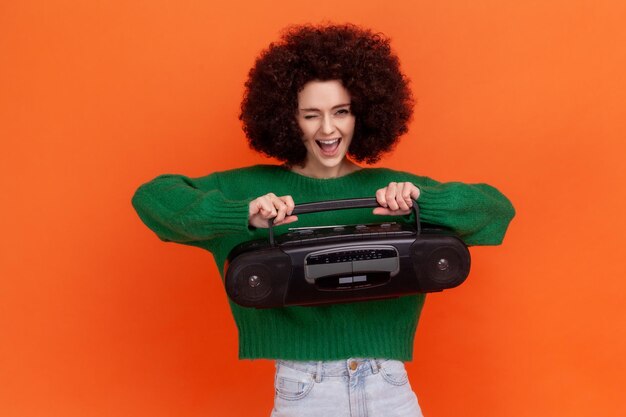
left=224, top=223, right=470, bottom=309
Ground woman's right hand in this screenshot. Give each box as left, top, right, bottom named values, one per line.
left=248, top=193, right=298, bottom=228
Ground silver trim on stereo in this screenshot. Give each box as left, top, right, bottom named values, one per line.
left=303, top=245, right=400, bottom=284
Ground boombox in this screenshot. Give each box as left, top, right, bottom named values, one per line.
left=224, top=198, right=471, bottom=308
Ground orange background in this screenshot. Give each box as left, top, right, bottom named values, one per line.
left=1, top=1, right=625, bottom=416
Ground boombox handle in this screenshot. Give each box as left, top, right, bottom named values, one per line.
left=267, top=197, right=420, bottom=247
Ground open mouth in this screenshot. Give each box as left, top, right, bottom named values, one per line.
left=315, top=138, right=342, bottom=156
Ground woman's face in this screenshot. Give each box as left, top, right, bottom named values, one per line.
left=296, top=80, right=356, bottom=177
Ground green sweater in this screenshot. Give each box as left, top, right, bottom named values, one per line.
left=131, top=165, right=515, bottom=361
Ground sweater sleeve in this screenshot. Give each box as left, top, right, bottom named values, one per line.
left=410, top=175, right=515, bottom=246
left=131, top=173, right=252, bottom=246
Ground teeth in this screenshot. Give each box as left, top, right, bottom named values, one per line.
left=317, top=138, right=340, bottom=144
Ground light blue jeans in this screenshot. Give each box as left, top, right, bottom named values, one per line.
left=270, top=359, right=423, bottom=417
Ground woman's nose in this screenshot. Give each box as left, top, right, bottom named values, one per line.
left=321, top=115, right=335, bottom=135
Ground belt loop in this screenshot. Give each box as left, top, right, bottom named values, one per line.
left=369, top=359, right=380, bottom=374
left=315, top=361, right=323, bottom=383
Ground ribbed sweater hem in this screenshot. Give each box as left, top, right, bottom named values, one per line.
left=236, top=310, right=419, bottom=361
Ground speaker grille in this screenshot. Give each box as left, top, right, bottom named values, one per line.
left=426, top=246, right=463, bottom=285
left=235, top=264, right=272, bottom=302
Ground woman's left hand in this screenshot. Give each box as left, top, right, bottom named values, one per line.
left=373, top=182, right=420, bottom=216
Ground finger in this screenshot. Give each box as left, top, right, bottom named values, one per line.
left=400, top=182, right=416, bottom=207
left=375, top=188, right=388, bottom=208
left=249, top=197, right=271, bottom=216
left=274, top=215, right=299, bottom=226
left=281, top=195, right=295, bottom=216
left=271, top=196, right=288, bottom=223
left=373, top=207, right=411, bottom=216
left=395, top=183, right=410, bottom=211
left=401, top=182, right=420, bottom=201
left=258, top=197, right=277, bottom=218
left=385, top=182, right=399, bottom=210
left=248, top=198, right=261, bottom=216
left=411, top=184, right=421, bottom=201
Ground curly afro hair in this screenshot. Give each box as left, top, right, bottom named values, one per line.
left=239, top=23, right=414, bottom=166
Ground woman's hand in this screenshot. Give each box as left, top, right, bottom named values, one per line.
left=248, top=193, right=298, bottom=228
left=373, top=182, right=420, bottom=216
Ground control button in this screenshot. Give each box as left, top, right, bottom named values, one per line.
left=349, top=360, right=358, bottom=371
left=381, top=223, right=391, bottom=228
left=355, top=225, right=368, bottom=230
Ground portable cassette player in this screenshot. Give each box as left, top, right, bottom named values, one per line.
left=224, top=198, right=471, bottom=308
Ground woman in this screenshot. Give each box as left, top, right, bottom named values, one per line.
left=132, top=24, right=515, bottom=417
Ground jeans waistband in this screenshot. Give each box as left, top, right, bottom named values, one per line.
left=276, top=358, right=388, bottom=382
